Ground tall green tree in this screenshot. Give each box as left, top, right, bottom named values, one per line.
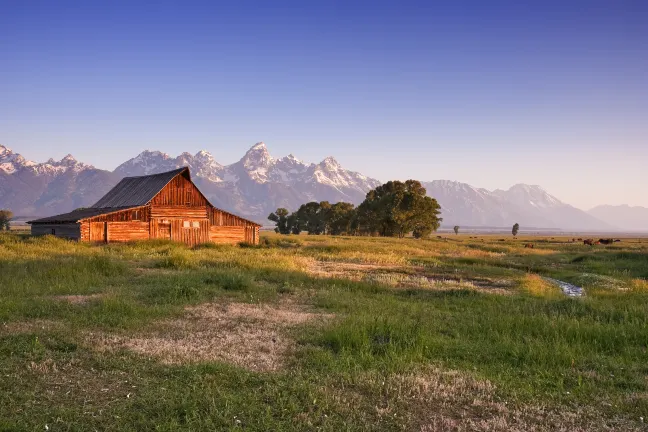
left=292, top=201, right=331, bottom=235
left=357, top=180, right=442, bottom=238
left=267, top=208, right=292, bottom=234
left=512, top=223, right=520, bottom=237
left=454, top=225, right=460, bottom=235
left=0, top=209, right=13, bottom=231
left=328, top=202, right=356, bottom=235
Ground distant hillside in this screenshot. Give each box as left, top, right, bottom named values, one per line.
left=422, top=181, right=611, bottom=231
left=588, top=205, right=648, bottom=232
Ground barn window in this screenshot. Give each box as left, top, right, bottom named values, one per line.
left=192, top=221, right=200, bottom=228
left=183, top=220, right=190, bottom=228
left=132, top=210, right=140, bottom=220
left=185, top=190, right=192, bottom=205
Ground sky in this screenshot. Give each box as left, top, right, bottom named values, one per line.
left=1, top=0, right=647, bottom=209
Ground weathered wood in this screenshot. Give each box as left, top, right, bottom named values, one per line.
left=209, top=226, right=246, bottom=244
left=150, top=206, right=208, bottom=219
left=106, top=222, right=149, bottom=242
left=150, top=173, right=208, bottom=207
left=89, top=222, right=107, bottom=242
left=83, top=206, right=149, bottom=223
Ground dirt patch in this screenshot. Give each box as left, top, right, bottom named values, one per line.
left=87, top=302, right=332, bottom=372
left=50, top=294, right=104, bottom=305
left=355, top=368, right=643, bottom=431
left=0, top=319, right=63, bottom=335
left=305, top=260, right=407, bottom=279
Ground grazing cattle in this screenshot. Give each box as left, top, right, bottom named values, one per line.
left=524, top=243, right=534, bottom=248
left=583, top=239, right=595, bottom=246
left=577, top=238, right=583, bottom=241
left=599, top=238, right=614, bottom=245
left=614, top=239, right=621, bottom=242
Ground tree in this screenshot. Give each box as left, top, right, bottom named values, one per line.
left=267, top=208, right=292, bottom=234
left=327, top=202, right=356, bottom=235
left=454, top=225, right=460, bottom=235
left=0, top=209, right=13, bottom=231
left=512, top=223, right=519, bottom=237
left=357, top=180, right=442, bottom=238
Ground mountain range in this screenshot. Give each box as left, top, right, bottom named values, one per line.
left=1, top=143, right=645, bottom=231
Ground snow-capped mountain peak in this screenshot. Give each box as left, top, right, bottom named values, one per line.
left=0, top=146, right=90, bottom=175
left=0, top=145, right=31, bottom=174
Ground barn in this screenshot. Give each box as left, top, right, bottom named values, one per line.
left=28, top=167, right=260, bottom=246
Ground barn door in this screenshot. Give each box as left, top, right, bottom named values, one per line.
left=159, top=223, right=171, bottom=240
left=90, top=222, right=107, bottom=243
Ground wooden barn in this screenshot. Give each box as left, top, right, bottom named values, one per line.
left=28, top=167, right=260, bottom=246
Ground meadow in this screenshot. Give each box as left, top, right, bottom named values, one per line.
left=0, top=232, right=647, bottom=431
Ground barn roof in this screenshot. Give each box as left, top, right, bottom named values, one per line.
left=92, top=167, right=187, bottom=208
left=27, top=207, right=136, bottom=224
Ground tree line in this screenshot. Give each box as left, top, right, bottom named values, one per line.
left=268, top=180, right=442, bottom=238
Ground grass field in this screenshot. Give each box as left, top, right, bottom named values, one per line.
left=1, top=232, right=647, bottom=431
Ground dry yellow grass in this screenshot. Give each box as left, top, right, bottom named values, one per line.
left=87, top=301, right=333, bottom=371
left=522, top=274, right=561, bottom=297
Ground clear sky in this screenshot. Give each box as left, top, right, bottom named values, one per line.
left=1, top=0, right=646, bottom=209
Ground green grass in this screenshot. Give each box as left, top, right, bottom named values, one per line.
left=1, top=232, right=647, bottom=431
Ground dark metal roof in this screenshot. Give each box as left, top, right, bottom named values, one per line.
left=28, top=207, right=135, bottom=224
left=92, top=167, right=188, bottom=208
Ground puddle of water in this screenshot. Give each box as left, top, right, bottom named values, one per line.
left=544, top=277, right=584, bottom=297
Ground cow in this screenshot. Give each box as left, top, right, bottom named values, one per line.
left=599, top=238, right=614, bottom=245
left=583, top=239, right=595, bottom=246
left=524, top=243, right=534, bottom=248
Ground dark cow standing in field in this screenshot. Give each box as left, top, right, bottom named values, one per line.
left=583, top=239, right=597, bottom=246
left=524, top=243, right=534, bottom=248
left=599, top=238, right=614, bottom=245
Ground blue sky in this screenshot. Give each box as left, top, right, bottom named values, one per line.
left=1, top=0, right=647, bottom=209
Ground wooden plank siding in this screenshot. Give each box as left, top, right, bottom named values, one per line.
left=150, top=206, right=209, bottom=219
left=150, top=173, right=208, bottom=207
left=89, top=222, right=107, bottom=242
left=209, top=226, right=246, bottom=244
left=107, top=222, right=150, bottom=242
left=209, top=207, right=254, bottom=227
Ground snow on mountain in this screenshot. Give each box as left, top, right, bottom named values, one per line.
left=0, top=145, right=115, bottom=216
left=112, top=142, right=380, bottom=220
left=0, top=145, right=93, bottom=175
left=115, top=149, right=223, bottom=182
